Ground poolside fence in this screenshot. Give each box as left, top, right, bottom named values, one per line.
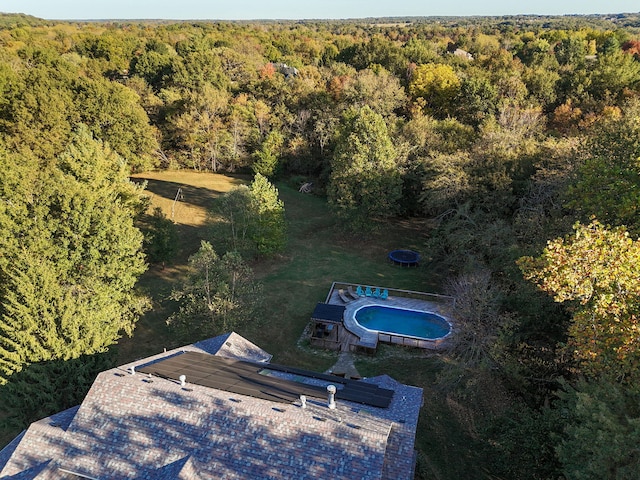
left=327, top=281, right=456, bottom=309
left=310, top=336, right=341, bottom=351
left=377, top=332, right=446, bottom=349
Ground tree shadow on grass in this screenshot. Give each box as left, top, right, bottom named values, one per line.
left=132, top=176, right=244, bottom=211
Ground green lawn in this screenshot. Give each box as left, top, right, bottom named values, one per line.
left=1, top=171, right=494, bottom=478
left=242, top=183, right=437, bottom=368
left=117, top=172, right=493, bottom=478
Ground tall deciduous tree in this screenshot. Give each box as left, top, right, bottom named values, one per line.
left=444, top=269, right=507, bottom=369
left=211, top=185, right=253, bottom=253
left=409, top=63, right=461, bottom=117
left=0, top=127, right=148, bottom=383
left=328, top=106, right=401, bottom=231
left=75, top=77, right=159, bottom=172
left=519, top=221, right=640, bottom=382
left=568, top=100, right=640, bottom=235
left=167, top=241, right=260, bottom=338
left=589, top=50, right=640, bottom=102
left=340, top=67, right=407, bottom=118
left=170, top=85, right=232, bottom=172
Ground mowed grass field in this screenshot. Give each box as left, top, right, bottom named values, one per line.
left=116, top=171, right=250, bottom=361
left=120, top=171, right=490, bottom=478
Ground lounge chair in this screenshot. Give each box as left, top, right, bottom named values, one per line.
left=365, top=286, right=373, bottom=297
left=372, top=288, right=381, bottom=298
left=347, top=286, right=359, bottom=299
left=338, top=289, right=351, bottom=303
left=356, top=286, right=365, bottom=297
left=298, top=182, right=313, bottom=193
left=380, top=289, right=388, bottom=300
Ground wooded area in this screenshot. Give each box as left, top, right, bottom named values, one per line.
left=1, top=12, right=640, bottom=479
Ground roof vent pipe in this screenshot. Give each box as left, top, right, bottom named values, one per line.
left=327, top=385, right=336, bottom=409
left=300, top=395, right=307, bottom=409
left=129, top=366, right=135, bottom=376
left=179, top=374, right=186, bottom=387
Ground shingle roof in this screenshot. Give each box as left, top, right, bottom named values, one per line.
left=0, top=332, right=422, bottom=480
left=192, top=331, right=272, bottom=363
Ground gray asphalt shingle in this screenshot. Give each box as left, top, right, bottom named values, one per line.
left=0, top=332, right=422, bottom=480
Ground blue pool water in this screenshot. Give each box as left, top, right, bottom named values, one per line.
left=354, top=305, right=451, bottom=340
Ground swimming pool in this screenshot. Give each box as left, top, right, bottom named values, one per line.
left=354, top=305, right=451, bottom=340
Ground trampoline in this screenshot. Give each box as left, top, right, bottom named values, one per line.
left=388, top=249, right=420, bottom=267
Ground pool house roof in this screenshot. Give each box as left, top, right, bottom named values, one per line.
left=0, top=332, right=423, bottom=480
left=311, top=302, right=345, bottom=323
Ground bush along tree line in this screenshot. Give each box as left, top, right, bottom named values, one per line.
left=1, top=12, right=640, bottom=478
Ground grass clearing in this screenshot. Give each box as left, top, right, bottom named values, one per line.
left=120, top=172, right=490, bottom=477
left=241, top=183, right=438, bottom=368
left=0, top=171, right=492, bottom=477
left=118, top=171, right=250, bottom=361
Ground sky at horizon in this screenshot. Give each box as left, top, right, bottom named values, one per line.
left=2, top=0, right=640, bottom=21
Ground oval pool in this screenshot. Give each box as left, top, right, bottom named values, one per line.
left=354, top=305, right=451, bottom=340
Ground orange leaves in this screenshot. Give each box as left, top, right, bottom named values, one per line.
left=259, top=62, right=276, bottom=79
left=519, top=221, right=640, bottom=380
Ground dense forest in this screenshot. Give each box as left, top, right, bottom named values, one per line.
left=1, top=11, right=640, bottom=479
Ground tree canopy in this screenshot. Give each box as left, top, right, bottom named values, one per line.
left=519, top=221, right=640, bottom=382
left=167, top=241, right=261, bottom=338
left=0, top=127, right=148, bottom=383
left=409, top=63, right=461, bottom=117
left=328, top=105, right=401, bottom=231
left=1, top=13, right=640, bottom=477
left=212, top=174, right=286, bottom=256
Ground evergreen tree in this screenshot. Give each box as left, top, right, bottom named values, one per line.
left=248, top=174, right=286, bottom=255
left=0, top=351, right=115, bottom=431
left=143, top=207, right=178, bottom=268
left=212, top=175, right=286, bottom=256
left=556, top=379, right=640, bottom=480
left=0, top=127, right=148, bottom=383
left=252, top=130, right=284, bottom=178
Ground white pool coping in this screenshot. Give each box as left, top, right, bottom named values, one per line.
left=340, top=295, right=454, bottom=349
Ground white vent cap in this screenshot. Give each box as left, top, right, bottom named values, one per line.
left=327, top=385, right=337, bottom=409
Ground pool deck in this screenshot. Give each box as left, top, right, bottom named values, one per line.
left=326, top=290, right=453, bottom=351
